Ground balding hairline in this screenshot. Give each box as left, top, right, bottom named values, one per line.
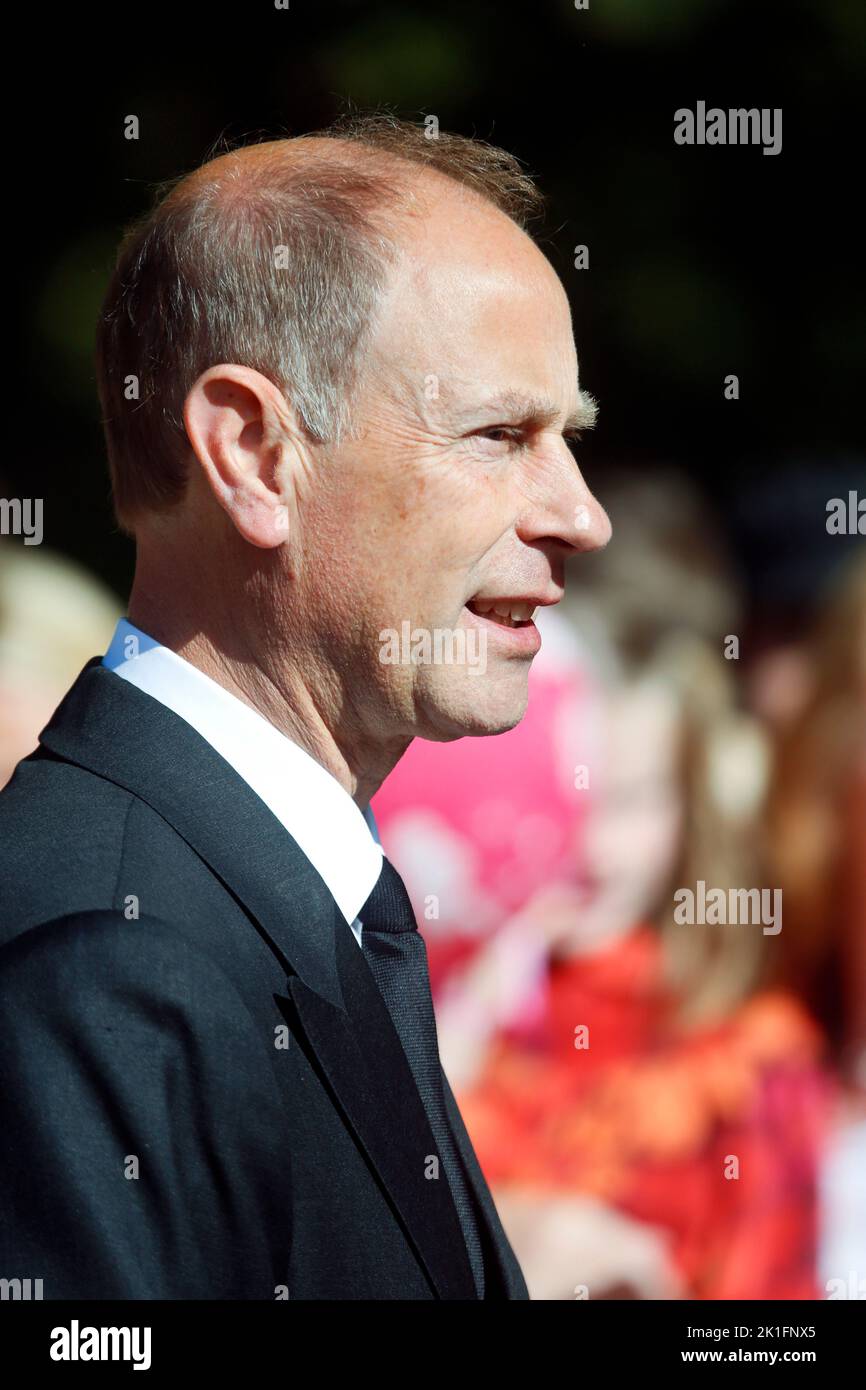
left=95, top=113, right=546, bottom=533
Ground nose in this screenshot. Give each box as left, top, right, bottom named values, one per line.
left=516, top=447, right=612, bottom=555
left=572, top=488, right=613, bottom=553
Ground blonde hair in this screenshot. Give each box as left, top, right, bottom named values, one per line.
left=562, top=468, right=770, bottom=1028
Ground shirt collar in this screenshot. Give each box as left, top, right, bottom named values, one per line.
left=102, top=618, right=382, bottom=930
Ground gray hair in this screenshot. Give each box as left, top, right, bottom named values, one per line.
left=95, top=112, right=546, bottom=534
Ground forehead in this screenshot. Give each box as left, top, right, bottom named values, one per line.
left=369, top=184, right=578, bottom=403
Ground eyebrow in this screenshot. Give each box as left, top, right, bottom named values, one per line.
left=462, top=387, right=599, bottom=435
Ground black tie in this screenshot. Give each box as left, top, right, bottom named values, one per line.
left=359, top=856, right=486, bottom=1298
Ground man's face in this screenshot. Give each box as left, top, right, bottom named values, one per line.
left=295, top=184, right=611, bottom=745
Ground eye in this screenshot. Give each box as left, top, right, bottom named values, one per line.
left=470, top=426, right=529, bottom=452
left=562, top=431, right=586, bottom=463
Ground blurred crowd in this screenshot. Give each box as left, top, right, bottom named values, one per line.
left=1, top=464, right=864, bottom=1300
left=0, top=542, right=121, bottom=789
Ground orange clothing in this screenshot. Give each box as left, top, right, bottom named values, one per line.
left=459, top=925, right=837, bottom=1298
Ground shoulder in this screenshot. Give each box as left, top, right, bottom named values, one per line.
left=0, top=753, right=215, bottom=948
left=0, top=907, right=256, bottom=1035
left=0, top=753, right=135, bottom=932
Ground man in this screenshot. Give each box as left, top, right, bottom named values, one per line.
left=0, top=113, right=610, bottom=1299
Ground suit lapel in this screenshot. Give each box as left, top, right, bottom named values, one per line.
left=37, top=660, right=482, bottom=1299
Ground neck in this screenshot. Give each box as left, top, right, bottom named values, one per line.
left=128, top=570, right=408, bottom=810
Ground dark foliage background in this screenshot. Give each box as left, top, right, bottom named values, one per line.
left=10, top=0, right=863, bottom=613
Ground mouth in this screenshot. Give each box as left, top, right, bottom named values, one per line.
left=462, top=594, right=557, bottom=658
left=464, top=599, right=538, bottom=629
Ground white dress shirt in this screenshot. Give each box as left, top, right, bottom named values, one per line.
left=102, top=618, right=382, bottom=948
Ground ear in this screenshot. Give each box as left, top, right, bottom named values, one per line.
left=183, top=364, right=300, bottom=548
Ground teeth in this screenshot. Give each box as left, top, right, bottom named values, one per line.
left=469, top=600, right=537, bottom=625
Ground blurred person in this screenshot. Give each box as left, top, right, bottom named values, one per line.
left=761, top=555, right=866, bottom=1299
left=0, top=542, right=120, bottom=788
left=764, top=554, right=866, bottom=1089
left=458, top=637, right=833, bottom=1300
left=0, top=114, right=611, bottom=1300
left=729, top=456, right=865, bottom=738
left=726, top=470, right=866, bottom=1299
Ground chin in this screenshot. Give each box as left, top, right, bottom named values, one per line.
left=417, top=673, right=530, bottom=741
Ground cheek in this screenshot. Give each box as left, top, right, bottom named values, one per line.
left=308, top=456, right=517, bottom=629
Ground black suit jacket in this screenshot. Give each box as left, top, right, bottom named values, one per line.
left=0, top=658, right=529, bottom=1300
